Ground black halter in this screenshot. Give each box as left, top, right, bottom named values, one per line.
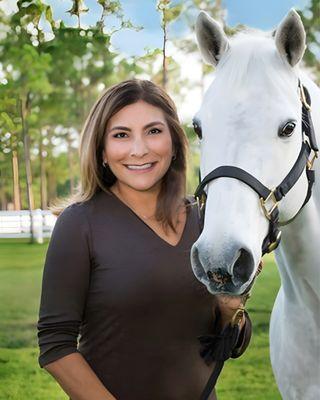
left=193, top=81, right=318, bottom=255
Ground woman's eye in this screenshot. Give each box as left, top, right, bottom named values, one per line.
left=279, top=121, right=296, bottom=137
left=113, top=132, right=128, bottom=138
left=149, top=128, right=161, bottom=134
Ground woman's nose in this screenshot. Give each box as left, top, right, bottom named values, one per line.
left=130, top=137, right=149, bottom=157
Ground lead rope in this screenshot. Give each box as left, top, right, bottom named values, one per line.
left=199, top=261, right=263, bottom=400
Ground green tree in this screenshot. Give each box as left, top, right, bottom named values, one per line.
left=298, top=0, right=320, bottom=82
left=0, top=94, right=22, bottom=210
left=156, top=0, right=184, bottom=89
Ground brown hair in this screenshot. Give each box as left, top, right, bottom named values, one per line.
left=51, top=79, right=188, bottom=233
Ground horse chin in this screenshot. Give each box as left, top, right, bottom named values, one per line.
left=204, top=279, right=253, bottom=296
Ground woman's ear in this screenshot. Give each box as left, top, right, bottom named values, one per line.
left=171, top=148, right=176, bottom=161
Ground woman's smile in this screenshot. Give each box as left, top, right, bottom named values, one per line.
left=124, top=161, right=157, bottom=172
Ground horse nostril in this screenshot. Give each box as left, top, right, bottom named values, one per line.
left=207, top=268, right=232, bottom=284
left=207, top=270, right=213, bottom=280
left=232, top=248, right=254, bottom=285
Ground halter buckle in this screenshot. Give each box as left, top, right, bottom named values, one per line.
left=231, top=306, right=245, bottom=327
left=307, top=151, right=318, bottom=170
left=267, top=230, right=282, bottom=253
left=260, top=190, right=278, bottom=220
left=196, top=194, right=206, bottom=223
left=299, top=84, right=311, bottom=111
left=196, top=194, right=206, bottom=210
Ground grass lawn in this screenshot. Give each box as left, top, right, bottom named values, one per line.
left=0, top=239, right=281, bottom=399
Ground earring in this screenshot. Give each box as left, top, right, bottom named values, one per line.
left=102, top=161, right=108, bottom=168
left=172, top=153, right=177, bottom=161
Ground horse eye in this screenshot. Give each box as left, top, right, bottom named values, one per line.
left=192, top=118, right=202, bottom=139
left=279, top=121, right=296, bottom=137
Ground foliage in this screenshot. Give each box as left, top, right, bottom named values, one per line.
left=298, top=0, right=320, bottom=82
left=156, top=0, right=184, bottom=89
left=157, top=0, right=184, bottom=27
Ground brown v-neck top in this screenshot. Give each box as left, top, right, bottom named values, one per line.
left=37, top=189, right=252, bottom=400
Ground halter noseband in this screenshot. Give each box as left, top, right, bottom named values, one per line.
left=193, top=80, right=318, bottom=255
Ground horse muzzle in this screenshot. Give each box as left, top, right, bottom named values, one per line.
left=191, top=241, right=256, bottom=295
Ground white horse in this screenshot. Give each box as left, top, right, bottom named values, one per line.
left=190, top=9, right=320, bottom=400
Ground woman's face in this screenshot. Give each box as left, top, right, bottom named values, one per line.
left=103, top=100, right=174, bottom=193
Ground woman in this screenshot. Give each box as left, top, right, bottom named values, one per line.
left=37, top=79, right=252, bottom=400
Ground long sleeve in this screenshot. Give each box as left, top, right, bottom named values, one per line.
left=37, top=203, right=92, bottom=368
left=231, top=310, right=252, bottom=358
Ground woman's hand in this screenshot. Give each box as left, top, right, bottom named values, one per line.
left=215, top=294, right=246, bottom=329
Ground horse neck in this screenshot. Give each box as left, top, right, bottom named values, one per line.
left=274, top=73, right=320, bottom=308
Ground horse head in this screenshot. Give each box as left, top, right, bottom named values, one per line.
left=190, top=10, right=312, bottom=295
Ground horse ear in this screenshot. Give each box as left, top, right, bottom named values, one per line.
left=274, top=9, right=306, bottom=67
left=195, top=11, right=229, bottom=66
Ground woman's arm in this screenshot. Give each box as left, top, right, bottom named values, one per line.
left=37, top=204, right=116, bottom=398
left=44, top=353, right=116, bottom=400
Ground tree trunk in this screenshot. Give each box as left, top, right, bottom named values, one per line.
left=20, top=95, right=35, bottom=243
left=10, top=133, right=21, bottom=210
left=47, top=168, right=57, bottom=205
left=0, top=171, right=7, bottom=210
left=11, top=147, right=21, bottom=210
left=162, top=19, right=168, bottom=90
left=39, top=128, right=48, bottom=210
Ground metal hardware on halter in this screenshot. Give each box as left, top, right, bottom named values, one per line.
left=196, top=194, right=205, bottom=214
left=259, top=190, right=278, bottom=220
left=231, top=307, right=245, bottom=327
left=299, top=82, right=311, bottom=111
left=307, top=151, right=318, bottom=170
left=267, top=230, right=282, bottom=253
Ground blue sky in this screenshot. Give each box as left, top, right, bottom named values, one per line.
left=41, top=0, right=310, bottom=56
left=224, top=0, right=309, bottom=28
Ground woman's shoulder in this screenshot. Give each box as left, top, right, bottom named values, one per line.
left=53, top=202, right=89, bottom=235
left=184, top=194, right=198, bottom=210
left=57, top=189, right=112, bottom=218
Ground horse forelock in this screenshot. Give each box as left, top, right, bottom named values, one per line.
left=211, top=31, right=298, bottom=97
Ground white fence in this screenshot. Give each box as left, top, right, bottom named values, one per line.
left=0, top=210, right=57, bottom=243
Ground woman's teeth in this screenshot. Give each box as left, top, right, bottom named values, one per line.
left=126, top=163, right=153, bottom=170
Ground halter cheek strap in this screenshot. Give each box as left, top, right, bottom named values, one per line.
left=194, top=82, right=318, bottom=256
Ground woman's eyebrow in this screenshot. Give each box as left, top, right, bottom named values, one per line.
left=109, top=121, right=165, bottom=132
left=109, top=125, right=131, bottom=132
left=143, top=121, right=165, bottom=129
